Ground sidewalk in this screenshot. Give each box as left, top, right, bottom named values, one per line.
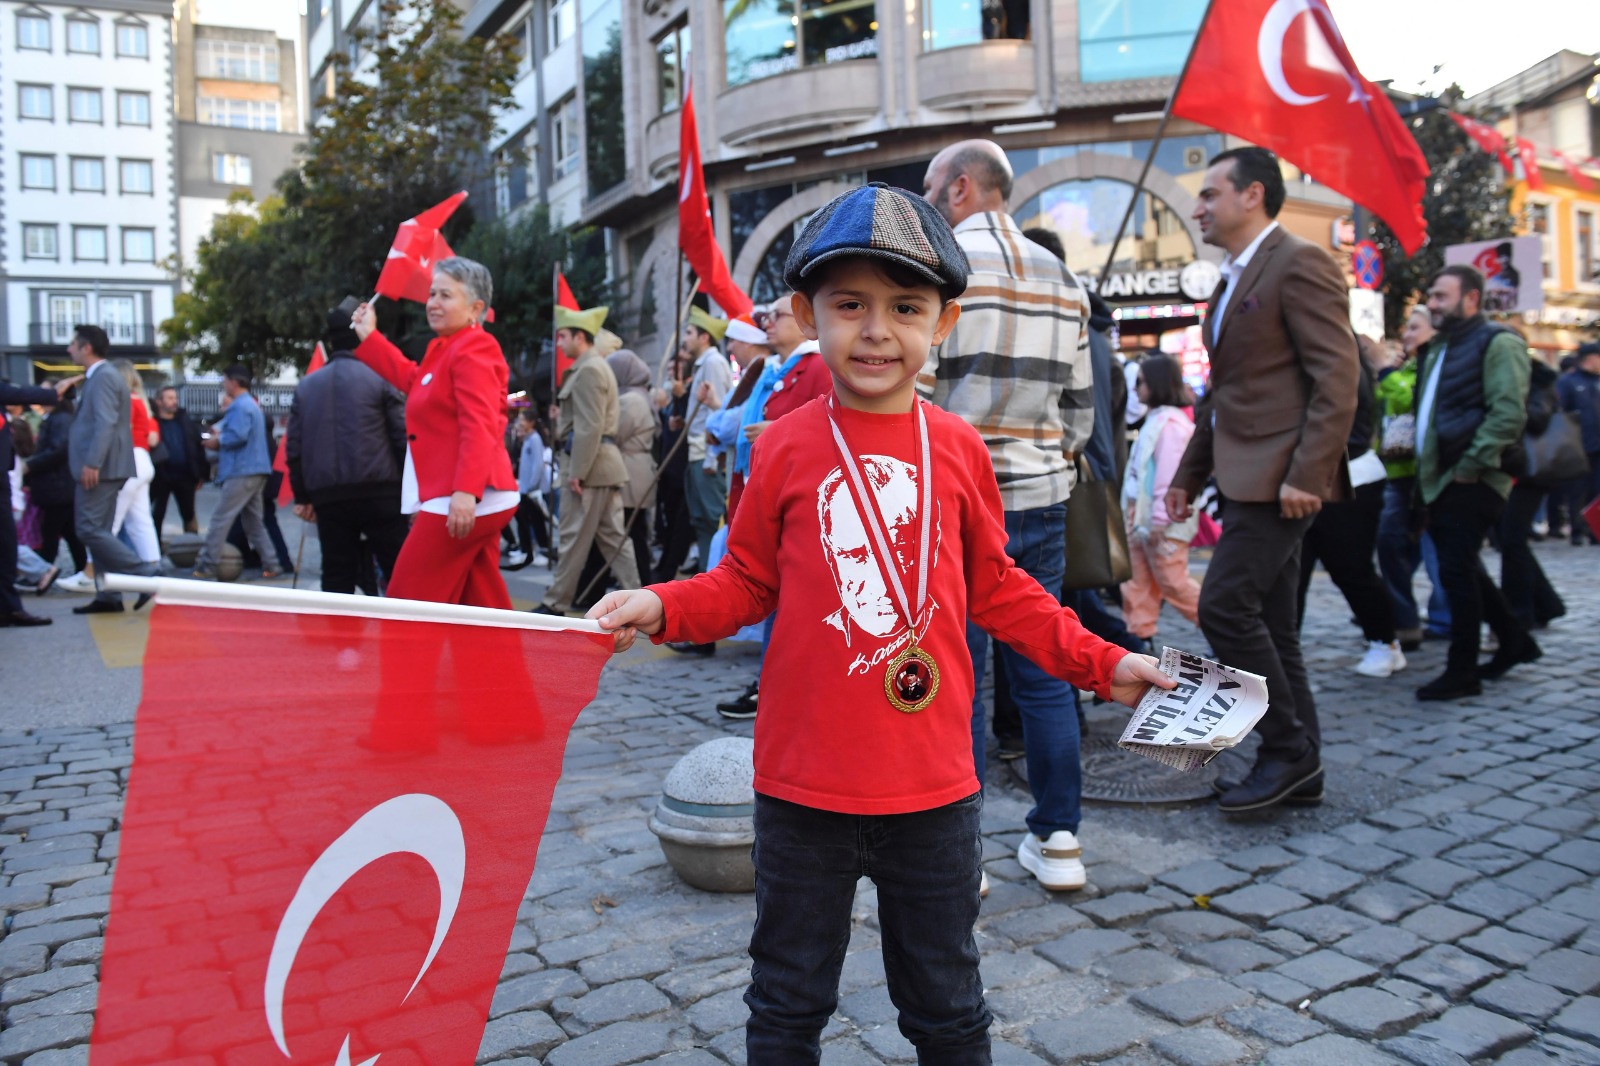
left=1, top=517, right=1597, bottom=1065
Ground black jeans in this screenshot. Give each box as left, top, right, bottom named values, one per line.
left=1500, top=481, right=1565, bottom=628
left=150, top=469, right=197, bottom=538
left=747, top=792, right=991, bottom=1065
left=1297, top=479, right=1396, bottom=643
left=1566, top=455, right=1600, bottom=541
left=1427, top=482, right=1527, bottom=676
left=37, top=501, right=86, bottom=572
left=1198, top=501, right=1318, bottom=761
left=514, top=494, right=552, bottom=556
left=315, top=496, right=410, bottom=596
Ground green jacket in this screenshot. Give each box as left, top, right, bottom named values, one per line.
left=1376, top=359, right=1419, bottom=479
left=1416, top=331, right=1529, bottom=505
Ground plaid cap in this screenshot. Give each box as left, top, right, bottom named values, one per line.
left=783, top=183, right=969, bottom=296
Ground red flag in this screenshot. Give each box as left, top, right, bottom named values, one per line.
left=552, top=267, right=581, bottom=389
left=555, top=269, right=579, bottom=310
left=91, top=582, right=610, bottom=1066
left=276, top=344, right=328, bottom=507
left=1515, top=138, right=1546, bottom=191
left=1552, top=150, right=1596, bottom=191
left=1172, top=0, right=1430, bottom=255
left=376, top=192, right=468, bottom=304
left=1447, top=113, right=1515, bottom=175
left=677, top=83, right=753, bottom=317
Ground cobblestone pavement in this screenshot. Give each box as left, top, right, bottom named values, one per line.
left=2, top=542, right=1598, bottom=1065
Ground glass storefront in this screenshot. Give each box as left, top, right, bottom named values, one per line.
left=725, top=0, right=876, bottom=88
left=1014, top=177, right=1192, bottom=278
left=922, top=0, right=1028, bottom=51
left=1077, top=0, right=1205, bottom=82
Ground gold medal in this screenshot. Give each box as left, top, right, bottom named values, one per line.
left=884, top=644, right=940, bottom=713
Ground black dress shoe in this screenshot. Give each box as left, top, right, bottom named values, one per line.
left=1, top=610, right=52, bottom=627
left=1415, top=671, right=1482, bottom=701
left=1211, top=774, right=1323, bottom=806
left=528, top=603, right=568, bottom=616
left=133, top=592, right=153, bottom=611
left=72, top=600, right=125, bottom=615
left=717, top=682, right=759, bottom=719
left=1216, top=749, right=1323, bottom=813
left=666, top=640, right=715, bottom=657
left=1479, top=635, right=1542, bottom=681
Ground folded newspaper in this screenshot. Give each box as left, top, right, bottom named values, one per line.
left=1119, top=647, right=1271, bottom=772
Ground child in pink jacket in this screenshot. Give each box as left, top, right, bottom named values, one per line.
left=1121, top=353, right=1202, bottom=639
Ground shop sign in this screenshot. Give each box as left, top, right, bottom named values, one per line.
left=1443, top=236, right=1545, bottom=314
left=1090, top=260, right=1220, bottom=302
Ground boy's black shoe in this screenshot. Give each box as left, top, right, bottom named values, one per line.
left=1415, top=671, right=1482, bottom=701
left=666, top=640, right=715, bottom=657
left=1479, top=635, right=1541, bottom=681
left=717, top=682, right=759, bottom=720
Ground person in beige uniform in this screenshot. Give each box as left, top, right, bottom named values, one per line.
left=532, top=306, right=641, bottom=615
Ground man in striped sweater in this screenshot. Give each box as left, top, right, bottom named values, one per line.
left=921, top=139, right=1097, bottom=892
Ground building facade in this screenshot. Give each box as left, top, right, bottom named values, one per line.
left=172, top=2, right=306, bottom=280
left=435, top=0, right=1351, bottom=374
left=0, top=0, right=177, bottom=384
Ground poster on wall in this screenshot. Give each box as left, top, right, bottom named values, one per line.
left=1443, top=236, right=1545, bottom=314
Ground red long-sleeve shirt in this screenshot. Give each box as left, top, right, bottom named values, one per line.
left=653, top=397, right=1126, bottom=815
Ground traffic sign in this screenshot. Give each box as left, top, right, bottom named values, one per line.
left=1353, top=241, right=1384, bottom=290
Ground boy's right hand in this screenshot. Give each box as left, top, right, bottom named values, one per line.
left=587, top=590, right=666, bottom=654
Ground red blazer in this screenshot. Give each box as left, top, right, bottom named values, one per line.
left=354, top=326, right=515, bottom=501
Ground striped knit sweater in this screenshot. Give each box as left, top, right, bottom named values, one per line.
left=918, top=211, right=1094, bottom=512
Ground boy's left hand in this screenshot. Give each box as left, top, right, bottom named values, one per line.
left=1109, top=653, right=1177, bottom=708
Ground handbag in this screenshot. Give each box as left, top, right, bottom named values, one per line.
left=1064, top=456, right=1132, bottom=592
left=1522, top=411, right=1590, bottom=487
left=17, top=501, right=42, bottom=551
left=1379, top=413, right=1415, bottom=462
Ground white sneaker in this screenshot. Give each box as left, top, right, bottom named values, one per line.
left=505, top=550, right=529, bottom=566
left=55, top=571, right=95, bottom=594
left=1355, top=640, right=1406, bottom=678
left=1018, top=830, right=1086, bottom=891
left=979, top=870, right=990, bottom=898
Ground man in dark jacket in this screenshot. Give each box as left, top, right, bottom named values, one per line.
left=150, top=385, right=207, bottom=544
left=285, top=307, right=409, bottom=594
left=1557, top=341, right=1600, bottom=544
left=1, top=378, right=71, bottom=626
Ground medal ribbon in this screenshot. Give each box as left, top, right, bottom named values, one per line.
left=826, top=398, right=934, bottom=644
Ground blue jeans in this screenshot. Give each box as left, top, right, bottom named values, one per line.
left=746, top=792, right=991, bottom=1064
left=1376, top=478, right=1450, bottom=634
left=967, top=502, right=1080, bottom=838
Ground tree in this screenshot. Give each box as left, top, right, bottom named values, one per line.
left=1368, top=97, right=1515, bottom=333
left=163, top=0, right=521, bottom=377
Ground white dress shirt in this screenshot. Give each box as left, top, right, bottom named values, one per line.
left=1211, top=221, right=1279, bottom=342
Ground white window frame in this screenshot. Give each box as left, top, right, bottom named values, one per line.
left=119, top=158, right=154, bottom=195
left=65, top=16, right=99, bottom=54
left=20, top=153, right=55, bottom=190
left=19, top=84, right=53, bottom=121
left=72, top=225, right=108, bottom=262
left=16, top=12, right=50, bottom=51
left=1575, top=205, right=1600, bottom=293
left=121, top=227, right=156, bottom=263
left=548, top=0, right=575, bottom=53
left=212, top=152, right=253, bottom=185
left=115, top=20, right=149, bottom=58
left=552, top=96, right=578, bottom=179
left=67, top=87, right=102, bottom=124
left=23, top=224, right=57, bottom=260
left=196, top=38, right=280, bottom=82
left=49, top=295, right=88, bottom=343
left=69, top=156, right=106, bottom=193
left=100, top=295, right=138, bottom=343
left=196, top=96, right=280, bottom=131
left=1523, top=194, right=1559, bottom=290
left=116, top=90, right=151, bottom=126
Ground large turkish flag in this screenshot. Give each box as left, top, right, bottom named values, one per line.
left=91, top=583, right=611, bottom=1066
left=677, top=85, right=753, bottom=317
left=1173, top=0, right=1430, bottom=254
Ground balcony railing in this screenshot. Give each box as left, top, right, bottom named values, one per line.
left=29, top=323, right=158, bottom=350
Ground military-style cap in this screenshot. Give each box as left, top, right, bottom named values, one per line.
left=783, top=182, right=969, bottom=296
left=688, top=306, right=728, bottom=344
left=555, top=305, right=608, bottom=337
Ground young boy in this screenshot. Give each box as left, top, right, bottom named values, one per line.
left=590, top=183, right=1173, bottom=1064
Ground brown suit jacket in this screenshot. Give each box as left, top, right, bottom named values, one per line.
left=1173, top=225, right=1359, bottom=504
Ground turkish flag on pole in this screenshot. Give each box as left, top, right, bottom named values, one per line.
left=1551, top=150, right=1596, bottom=191
left=375, top=192, right=469, bottom=304
left=555, top=269, right=579, bottom=311
left=1172, top=0, right=1430, bottom=255
left=274, top=343, right=328, bottom=507
left=91, top=580, right=611, bottom=1066
left=1515, top=138, right=1547, bottom=191
left=1446, top=113, right=1515, bottom=176
left=677, top=83, right=753, bottom=317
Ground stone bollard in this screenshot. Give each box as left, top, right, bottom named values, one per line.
left=649, top=736, right=756, bottom=892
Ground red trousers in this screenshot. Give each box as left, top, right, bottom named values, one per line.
left=386, top=510, right=514, bottom=609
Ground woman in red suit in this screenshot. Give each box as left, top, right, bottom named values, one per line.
left=350, top=257, right=518, bottom=608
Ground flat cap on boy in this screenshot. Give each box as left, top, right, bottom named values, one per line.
left=784, top=183, right=969, bottom=296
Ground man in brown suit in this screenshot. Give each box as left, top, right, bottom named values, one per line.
left=1167, top=147, right=1359, bottom=813
left=532, top=305, right=641, bottom=615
